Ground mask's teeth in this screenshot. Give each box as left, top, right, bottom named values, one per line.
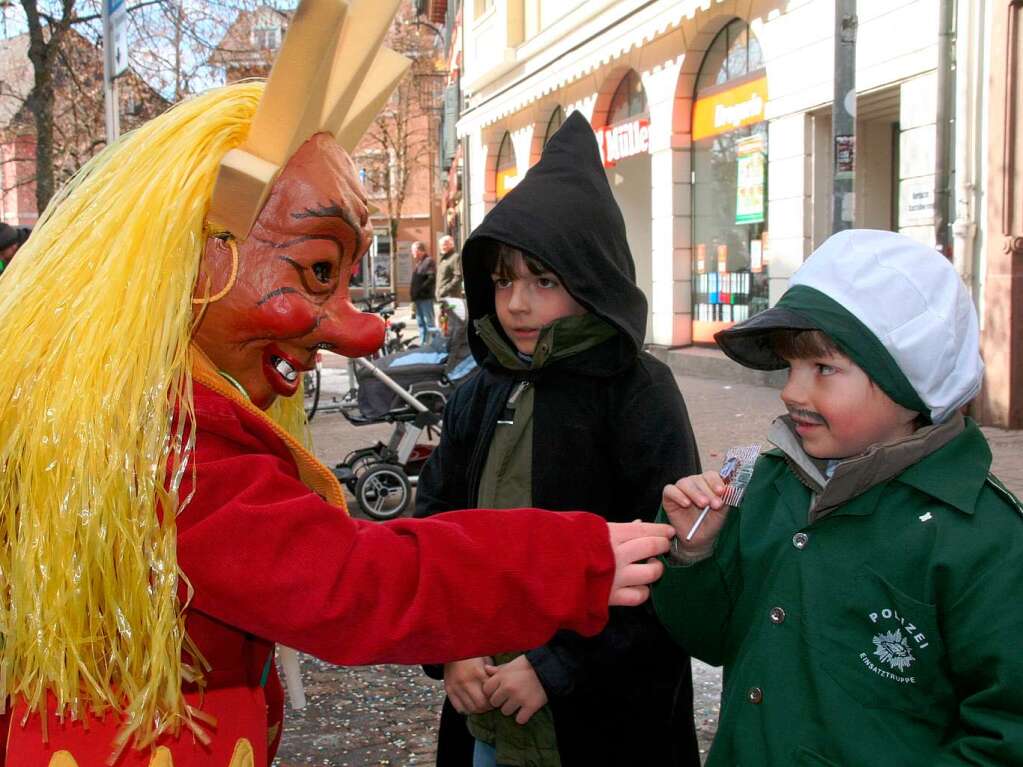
left=273, top=356, right=298, bottom=382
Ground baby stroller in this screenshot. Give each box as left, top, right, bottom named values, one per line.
left=332, top=300, right=477, bottom=520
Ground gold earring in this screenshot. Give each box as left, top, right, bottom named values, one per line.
left=192, top=237, right=239, bottom=305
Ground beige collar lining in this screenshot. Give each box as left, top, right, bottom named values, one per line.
left=190, top=345, right=347, bottom=511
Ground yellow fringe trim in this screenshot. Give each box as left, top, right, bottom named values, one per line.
left=45, top=740, right=253, bottom=766
left=0, top=82, right=275, bottom=753
left=228, top=738, right=255, bottom=767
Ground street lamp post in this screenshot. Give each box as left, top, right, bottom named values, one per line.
left=832, top=0, right=857, bottom=233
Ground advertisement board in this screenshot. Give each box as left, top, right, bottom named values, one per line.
left=735, top=134, right=766, bottom=225
left=693, top=76, right=768, bottom=142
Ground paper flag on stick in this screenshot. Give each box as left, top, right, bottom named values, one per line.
left=717, top=444, right=762, bottom=508
left=686, top=444, right=762, bottom=541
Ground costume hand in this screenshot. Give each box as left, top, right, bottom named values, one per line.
left=444, top=657, right=495, bottom=714
left=662, top=471, right=729, bottom=556
left=482, top=655, right=547, bottom=725
left=606, top=521, right=673, bottom=606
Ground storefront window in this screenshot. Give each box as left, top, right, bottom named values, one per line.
left=351, top=228, right=392, bottom=291
left=697, top=19, right=764, bottom=91
left=495, top=131, right=518, bottom=200
left=691, top=20, right=768, bottom=343
left=596, top=71, right=651, bottom=169
left=607, top=70, right=647, bottom=125
left=543, top=106, right=564, bottom=147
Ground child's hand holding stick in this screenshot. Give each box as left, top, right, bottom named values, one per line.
left=664, top=446, right=761, bottom=558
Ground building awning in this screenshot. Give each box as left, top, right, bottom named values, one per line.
left=458, top=0, right=705, bottom=137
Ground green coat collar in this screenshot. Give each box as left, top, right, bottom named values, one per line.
left=896, top=418, right=991, bottom=515
left=475, top=313, right=617, bottom=371
left=767, top=416, right=990, bottom=517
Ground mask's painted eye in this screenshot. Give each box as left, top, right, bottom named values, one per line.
left=312, top=262, right=332, bottom=284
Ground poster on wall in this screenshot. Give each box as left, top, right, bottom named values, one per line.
left=735, top=134, right=766, bottom=225
left=396, top=244, right=412, bottom=286
left=835, top=135, right=855, bottom=179
left=373, top=256, right=392, bottom=288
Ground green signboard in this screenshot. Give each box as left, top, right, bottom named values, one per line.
left=735, top=134, right=766, bottom=225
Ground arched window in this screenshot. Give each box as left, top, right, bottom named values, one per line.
left=543, top=106, right=564, bottom=147
left=690, top=20, right=768, bottom=343
left=696, top=19, right=764, bottom=93
left=607, top=70, right=648, bottom=126
left=495, top=131, right=518, bottom=200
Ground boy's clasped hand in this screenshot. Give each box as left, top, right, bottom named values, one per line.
left=445, top=655, right=549, bottom=725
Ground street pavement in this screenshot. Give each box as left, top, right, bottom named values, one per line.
left=274, top=348, right=1023, bottom=766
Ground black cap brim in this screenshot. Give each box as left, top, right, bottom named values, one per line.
left=713, top=307, right=820, bottom=370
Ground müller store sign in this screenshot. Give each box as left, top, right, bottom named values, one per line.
left=595, top=117, right=650, bottom=168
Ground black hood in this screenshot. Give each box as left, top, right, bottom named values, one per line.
left=461, top=111, right=647, bottom=364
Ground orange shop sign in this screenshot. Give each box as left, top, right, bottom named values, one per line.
left=692, top=76, right=768, bottom=141
left=496, top=166, right=520, bottom=199
left=595, top=116, right=650, bottom=168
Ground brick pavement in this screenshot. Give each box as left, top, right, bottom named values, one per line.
left=274, top=369, right=1023, bottom=766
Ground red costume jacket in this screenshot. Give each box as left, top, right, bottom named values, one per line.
left=4, top=368, right=615, bottom=766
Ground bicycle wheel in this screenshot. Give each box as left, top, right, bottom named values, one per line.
left=303, top=367, right=321, bottom=421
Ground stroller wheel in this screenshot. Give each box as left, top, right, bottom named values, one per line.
left=355, top=463, right=411, bottom=520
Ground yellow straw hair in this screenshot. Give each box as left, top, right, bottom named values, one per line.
left=0, top=81, right=297, bottom=753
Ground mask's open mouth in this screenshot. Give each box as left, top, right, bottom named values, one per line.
left=261, top=344, right=303, bottom=397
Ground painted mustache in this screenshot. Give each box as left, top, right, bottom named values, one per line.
left=788, top=408, right=828, bottom=427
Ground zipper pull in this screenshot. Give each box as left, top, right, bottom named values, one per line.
left=498, top=381, right=530, bottom=424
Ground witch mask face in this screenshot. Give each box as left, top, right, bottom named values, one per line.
left=193, top=133, right=384, bottom=409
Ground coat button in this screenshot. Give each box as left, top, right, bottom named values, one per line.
left=792, top=532, right=809, bottom=549
left=747, top=686, right=763, bottom=704
left=769, top=606, right=786, bottom=624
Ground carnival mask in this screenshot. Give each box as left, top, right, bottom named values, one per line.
left=193, top=133, right=384, bottom=409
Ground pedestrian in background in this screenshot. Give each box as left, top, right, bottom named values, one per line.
left=0, top=223, right=30, bottom=273
left=415, top=113, right=701, bottom=767
left=436, top=235, right=464, bottom=300
left=410, top=240, right=437, bottom=343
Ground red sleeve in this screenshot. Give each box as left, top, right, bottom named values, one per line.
left=175, top=413, right=614, bottom=666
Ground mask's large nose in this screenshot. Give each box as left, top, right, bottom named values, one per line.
left=318, top=300, right=385, bottom=358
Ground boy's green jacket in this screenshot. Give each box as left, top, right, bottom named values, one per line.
left=654, top=416, right=1023, bottom=766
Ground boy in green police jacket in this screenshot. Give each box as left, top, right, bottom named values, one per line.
left=654, top=229, right=1023, bottom=766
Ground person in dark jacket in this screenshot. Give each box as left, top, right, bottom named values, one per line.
left=436, top=235, right=464, bottom=300
left=0, top=223, right=30, bottom=273
left=415, top=111, right=702, bottom=767
left=410, top=240, right=438, bottom=342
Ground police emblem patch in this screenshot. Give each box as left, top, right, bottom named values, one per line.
left=872, top=629, right=915, bottom=672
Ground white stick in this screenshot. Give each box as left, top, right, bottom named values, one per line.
left=685, top=505, right=712, bottom=541
left=278, top=646, right=307, bottom=709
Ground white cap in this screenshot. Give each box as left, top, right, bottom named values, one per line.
left=790, top=230, right=983, bottom=423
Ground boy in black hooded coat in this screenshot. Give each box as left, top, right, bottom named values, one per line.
left=414, top=112, right=701, bottom=767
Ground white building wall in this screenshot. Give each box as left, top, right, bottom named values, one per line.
left=459, top=0, right=944, bottom=346
left=643, top=58, right=689, bottom=346
left=899, top=72, right=939, bottom=246
left=467, top=131, right=489, bottom=234
left=766, top=114, right=813, bottom=307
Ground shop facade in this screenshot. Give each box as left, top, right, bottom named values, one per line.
left=458, top=0, right=946, bottom=347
